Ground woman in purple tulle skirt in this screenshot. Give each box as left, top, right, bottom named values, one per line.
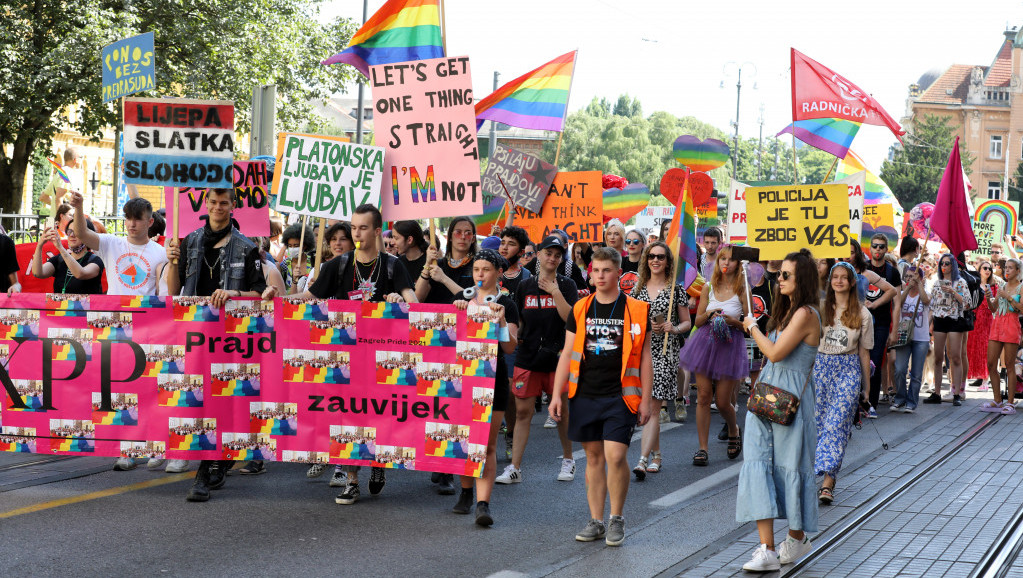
left=679, top=245, right=750, bottom=466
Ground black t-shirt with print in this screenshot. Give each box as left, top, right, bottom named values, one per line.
left=866, top=261, right=901, bottom=329
left=566, top=292, right=647, bottom=398
left=49, top=252, right=104, bottom=294
left=310, top=252, right=412, bottom=301
left=425, top=258, right=474, bottom=303
left=498, top=267, right=530, bottom=303
left=514, top=275, right=578, bottom=370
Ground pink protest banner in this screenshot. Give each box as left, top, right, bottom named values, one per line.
left=0, top=294, right=496, bottom=477
left=370, top=56, right=482, bottom=221
left=163, top=161, right=272, bottom=236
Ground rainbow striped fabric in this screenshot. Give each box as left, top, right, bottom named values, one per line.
left=47, top=158, right=71, bottom=184
left=836, top=150, right=903, bottom=210
left=777, top=118, right=861, bottom=158
left=475, top=51, right=577, bottom=132
left=664, top=174, right=700, bottom=289
left=321, top=0, right=444, bottom=76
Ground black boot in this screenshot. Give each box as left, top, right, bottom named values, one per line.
left=186, top=462, right=211, bottom=502
left=437, top=473, right=456, bottom=495
left=205, top=460, right=227, bottom=490
left=452, top=487, right=473, bottom=514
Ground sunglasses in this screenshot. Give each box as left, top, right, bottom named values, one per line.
left=625, top=239, right=643, bottom=246
left=981, top=266, right=992, bottom=271
left=647, top=253, right=667, bottom=261
left=452, top=230, right=475, bottom=238
left=523, top=251, right=535, bottom=257
left=780, top=271, right=793, bottom=281
left=871, top=244, right=887, bottom=250
left=941, top=262, right=952, bottom=267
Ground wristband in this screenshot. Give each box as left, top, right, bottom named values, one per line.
left=498, top=325, right=510, bottom=342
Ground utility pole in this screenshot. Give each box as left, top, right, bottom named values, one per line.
left=723, top=62, right=756, bottom=181
left=757, top=104, right=765, bottom=181
left=488, top=71, right=499, bottom=158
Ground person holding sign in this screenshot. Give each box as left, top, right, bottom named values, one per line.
left=738, top=249, right=821, bottom=572
left=31, top=219, right=104, bottom=294
left=264, top=204, right=416, bottom=505
left=679, top=246, right=750, bottom=467
left=164, top=187, right=268, bottom=501
left=549, top=247, right=652, bottom=547
left=416, top=217, right=477, bottom=304
left=813, top=262, right=873, bottom=506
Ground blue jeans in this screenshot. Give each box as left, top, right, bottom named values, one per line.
left=893, top=340, right=929, bottom=409
left=867, top=324, right=890, bottom=408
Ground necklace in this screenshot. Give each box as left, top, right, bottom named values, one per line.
left=447, top=255, right=470, bottom=269
left=60, top=253, right=91, bottom=293
left=354, top=254, right=381, bottom=295
left=203, top=250, right=222, bottom=279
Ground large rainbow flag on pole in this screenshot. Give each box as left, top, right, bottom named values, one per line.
left=321, top=0, right=444, bottom=76
left=474, top=51, right=577, bottom=132
left=663, top=174, right=700, bottom=289
left=776, top=118, right=861, bottom=159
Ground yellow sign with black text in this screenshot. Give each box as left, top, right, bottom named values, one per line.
left=745, top=184, right=850, bottom=260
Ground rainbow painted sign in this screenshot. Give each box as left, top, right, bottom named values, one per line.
left=0, top=295, right=497, bottom=477
left=974, top=198, right=1019, bottom=254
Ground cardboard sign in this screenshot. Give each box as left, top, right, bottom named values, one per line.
left=370, top=56, right=482, bottom=220
left=972, top=221, right=998, bottom=257
left=513, top=171, right=603, bottom=242
left=0, top=294, right=496, bottom=477
left=840, top=172, right=867, bottom=241
left=270, top=133, right=384, bottom=220
left=974, top=199, right=1020, bottom=248
left=726, top=179, right=749, bottom=244
left=481, top=145, right=556, bottom=213
left=122, top=98, right=235, bottom=188
left=163, top=162, right=272, bottom=236
left=745, top=184, right=850, bottom=260
left=860, top=203, right=897, bottom=251
left=634, top=205, right=674, bottom=233
left=101, top=32, right=156, bottom=102
left=696, top=197, right=718, bottom=220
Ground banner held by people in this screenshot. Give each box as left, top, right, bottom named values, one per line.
left=163, top=161, right=272, bottom=236
left=122, top=97, right=235, bottom=189
left=480, top=145, right=556, bottom=214
left=101, top=32, right=156, bottom=102
left=513, top=171, right=602, bottom=242
left=270, top=133, right=385, bottom=221
left=372, top=56, right=482, bottom=221
left=0, top=294, right=496, bottom=477
left=744, top=184, right=849, bottom=259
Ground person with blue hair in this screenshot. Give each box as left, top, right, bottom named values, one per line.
left=923, top=254, right=970, bottom=406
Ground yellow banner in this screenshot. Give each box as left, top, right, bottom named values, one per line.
left=745, top=184, right=850, bottom=260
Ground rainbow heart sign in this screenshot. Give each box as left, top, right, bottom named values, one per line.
left=602, top=183, right=650, bottom=224
left=672, top=136, right=730, bottom=173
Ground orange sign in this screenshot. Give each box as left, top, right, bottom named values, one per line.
left=512, top=171, right=603, bottom=242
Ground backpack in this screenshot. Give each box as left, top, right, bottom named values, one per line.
left=958, top=265, right=981, bottom=311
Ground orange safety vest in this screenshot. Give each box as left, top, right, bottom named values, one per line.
left=567, top=293, right=649, bottom=413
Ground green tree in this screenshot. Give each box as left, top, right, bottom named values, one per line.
left=0, top=0, right=358, bottom=213
left=880, top=113, right=974, bottom=208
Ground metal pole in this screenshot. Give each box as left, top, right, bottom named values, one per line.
left=488, top=71, right=499, bottom=159
left=757, top=104, right=764, bottom=181
left=355, top=0, right=369, bottom=145
left=733, top=68, right=741, bottom=181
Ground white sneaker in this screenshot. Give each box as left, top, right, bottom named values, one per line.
left=495, top=464, right=521, bottom=484
left=659, top=408, right=669, bottom=423
left=742, top=544, right=781, bottom=572
left=329, top=468, right=347, bottom=487
left=113, top=457, right=137, bottom=471
left=146, top=458, right=166, bottom=470
left=164, top=460, right=190, bottom=473
left=710, top=402, right=719, bottom=413
left=557, top=458, right=575, bottom=481
left=543, top=415, right=557, bottom=429
left=778, top=535, right=813, bottom=564
left=306, top=463, right=328, bottom=478
left=941, top=393, right=954, bottom=402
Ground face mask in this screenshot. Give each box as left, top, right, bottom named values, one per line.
left=287, top=247, right=300, bottom=259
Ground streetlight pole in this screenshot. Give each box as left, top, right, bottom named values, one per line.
left=723, top=62, right=756, bottom=181
left=354, top=0, right=369, bottom=145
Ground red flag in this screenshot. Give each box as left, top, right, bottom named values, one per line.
left=791, top=48, right=905, bottom=141
left=931, top=136, right=977, bottom=256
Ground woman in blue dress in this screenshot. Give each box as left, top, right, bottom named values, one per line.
left=738, top=249, right=821, bottom=572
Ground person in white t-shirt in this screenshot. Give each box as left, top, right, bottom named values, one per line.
left=69, top=190, right=182, bottom=473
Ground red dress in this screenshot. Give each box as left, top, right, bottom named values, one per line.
left=967, top=298, right=994, bottom=379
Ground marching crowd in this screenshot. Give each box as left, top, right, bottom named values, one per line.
left=3, top=153, right=1020, bottom=569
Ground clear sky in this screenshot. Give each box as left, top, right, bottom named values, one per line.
left=322, top=0, right=1023, bottom=176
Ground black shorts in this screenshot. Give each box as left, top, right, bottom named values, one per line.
left=933, top=315, right=968, bottom=334
left=567, top=395, right=636, bottom=445
left=493, top=356, right=509, bottom=413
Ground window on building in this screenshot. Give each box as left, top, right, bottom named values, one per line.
left=991, top=135, right=1003, bottom=159
left=988, top=181, right=1002, bottom=199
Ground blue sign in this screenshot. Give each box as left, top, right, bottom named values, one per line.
left=101, top=32, right=156, bottom=103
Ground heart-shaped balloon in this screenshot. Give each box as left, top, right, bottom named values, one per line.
left=602, top=183, right=650, bottom=224
left=660, top=168, right=688, bottom=205
left=688, top=173, right=714, bottom=207
left=673, top=136, right=730, bottom=173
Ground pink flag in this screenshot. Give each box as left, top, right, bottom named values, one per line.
left=931, top=136, right=977, bottom=256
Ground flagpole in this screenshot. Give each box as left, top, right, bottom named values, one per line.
left=439, top=0, right=448, bottom=54
left=663, top=228, right=682, bottom=356
left=554, top=132, right=564, bottom=166
left=552, top=50, right=578, bottom=166
left=821, top=156, right=839, bottom=183
left=355, top=0, right=368, bottom=145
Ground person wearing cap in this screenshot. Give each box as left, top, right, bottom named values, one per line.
left=450, top=249, right=520, bottom=526
left=549, top=246, right=652, bottom=547
left=497, top=235, right=578, bottom=486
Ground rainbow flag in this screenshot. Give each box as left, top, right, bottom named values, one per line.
left=376, top=367, right=417, bottom=385
left=425, top=438, right=468, bottom=459
left=91, top=409, right=138, bottom=426
left=321, top=0, right=444, bottom=76
left=310, top=326, right=357, bottom=345
left=304, top=366, right=350, bottom=385
left=46, top=298, right=87, bottom=317
left=777, top=118, right=861, bottom=158
left=416, top=378, right=461, bottom=398
left=473, top=403, right=492, bottom=423
left=0, top=439, right=33, bottom=453
left=664, top=175, right=700, bottom=289
left=143, top=360, right=183, bottom=377
left=5, top=393, right=44, bottom=411
left=836, top=150, right=903, bottom=210
left=283, top=364, right=305, bottom=383
left=158, top=389, right=203, bottom=408
left=224, top=447, right=274, bottom=461
left=466, top=319, right=497, bottom=340
left=283, top=301, right=327, bottom=321
left=93, top=326, right=131, bottom=340
left=330, top=441, right=375, bottom=460
left=52, top=341, right=90, bottom=361
left=121, top=295, right=165, bottom=308
left=362, top=301, right=409, bottom=319
left=410, top=327, right=455, bottom=347
left=169, top=433, right=216, bottom=451
left=225, top=315, right=272, bottom=333
left=475, top=51, right=577, bottom=132
left=48, top=158, right=71, bottom=183
left=475, top=193, right=509, bottom=236
left=173, top=304, right=219, bottom=322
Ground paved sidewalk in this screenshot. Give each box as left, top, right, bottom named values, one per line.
left=0, top=453, right=111, bottom=492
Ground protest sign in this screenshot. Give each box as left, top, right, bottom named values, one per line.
left=726, top=179, right=749, bottom=244
left=101, top=32, right=156, bottom=102
left=163, top=161, right=271, bottom=236
left=122, top=98, right=234, bottom=188
left=0, top=294, right=496, bottom=477
left=697, top=197, right=718, bottom=220
left=513, top=171, right=603, bottom=242
left=371, top=56, right=482, bottom=220
left=861, top=202, right=897, bottom=250
left=481, top=145, right=556, bottom=213
left=745, top=184, right=850, bottom=260
left=974, top=198, right=1020, bottom=247
left=270, top=133, right=384, bottom=221
left=972, top=221, right=998, bottom=257
left=838, top=171, right=867, bottom=241
left=634, top=205, right=674, bottom=234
